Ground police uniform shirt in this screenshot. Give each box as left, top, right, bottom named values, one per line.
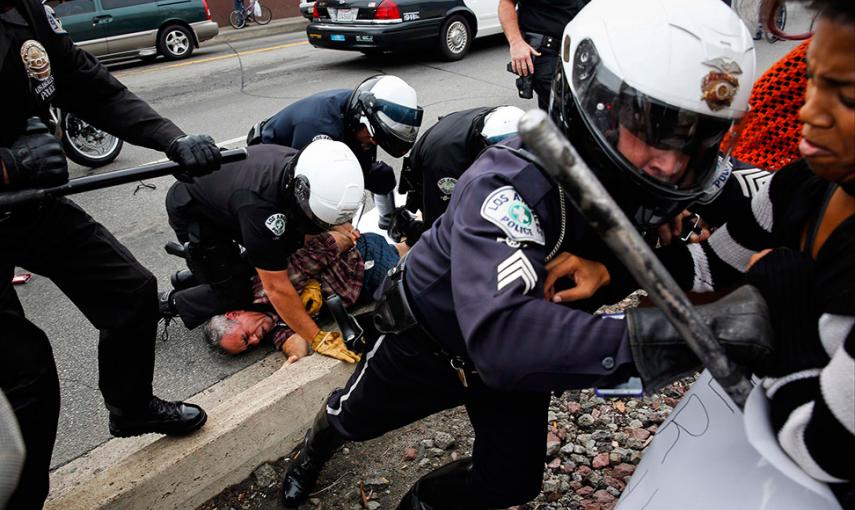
left=182, top=145, right=303, bottom=272
left=408, top=107, right=492, bottom=225
left=405, top=138, right=633, bottom=392
left=517, top=0, right=587, bottom=39
left=261, top=89, right=376, bottom=172
left=0, top=0, right=182, bottom=148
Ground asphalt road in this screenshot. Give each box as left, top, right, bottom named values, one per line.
left=18, top=20, right=807, bottom=469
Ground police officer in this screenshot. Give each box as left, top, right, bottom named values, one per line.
left=247, top=75, right=424, bottom=231
left=499, top=0, right=588, bottom=110
left=160, top=141, right=364, bottom=363
left=279, top=1, right=768, bottom=508
left=0, top=0, right=221, bottom=506
left=395, top=105, right=525, bottom=245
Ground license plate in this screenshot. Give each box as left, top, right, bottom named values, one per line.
left=330, top=7, right=358, bottom=22
left=330, top=34, right=346, bottom=42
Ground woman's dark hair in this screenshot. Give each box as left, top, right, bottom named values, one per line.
left=805, top=0, right=855, bottom=24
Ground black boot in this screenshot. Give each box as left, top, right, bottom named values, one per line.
left=108, top=396, right=207, bottom=437
left=158, top=290, right=178, bottom=319
left=398, top=458, right=490, bottom=510
left=281, top=409, right=345, bottom=507
left=170, top=269, right=199, bottom=291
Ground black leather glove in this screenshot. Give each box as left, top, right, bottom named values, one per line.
left=166, top=134, right=221, bottom=182
left=626, top=285, right=774, bottom=392
left=0, top=117, right=68, bottom=191
left=365, top=161, right=396, bottom=195
left=746, top=248, right=829, bottom=376
left=387, top=206, right=425, bottom=245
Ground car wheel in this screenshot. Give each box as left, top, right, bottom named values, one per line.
left=159, top=25, right=194, bottom=61
left=439, top=14, right=471, bottom=61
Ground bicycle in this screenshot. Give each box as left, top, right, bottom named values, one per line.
left=229, top=0, right=272, bottom=29
left=732, top=0, right=787, bottom=43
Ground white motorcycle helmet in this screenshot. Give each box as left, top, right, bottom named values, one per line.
left=347, top=75, right=424, bottom=157
left=549, top=0, right=755, bottom=228
left=481, top=106, right=526, bottom=145
left=290, top=139, right=365, bottom=232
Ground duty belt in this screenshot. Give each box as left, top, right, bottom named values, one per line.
left=374, top=255, right=477, bottom=387
left=525, top=32, right=561, bottom=52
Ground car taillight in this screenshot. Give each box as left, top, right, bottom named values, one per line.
left=202, top=0, right=211, bottom=19
left=312, top=3, right=319, bottom=19
left=375, top=0, right=401, bottom=20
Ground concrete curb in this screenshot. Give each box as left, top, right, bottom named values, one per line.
left=46, top=354, right=351, bottom=510
left=208, top=16, right=308, bottom=45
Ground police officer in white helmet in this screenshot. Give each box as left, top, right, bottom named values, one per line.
left=160, top=141, right=365, bottom=362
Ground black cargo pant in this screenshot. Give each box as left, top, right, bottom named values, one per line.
left=165, top=184, right=255, bottom=329
left=325, top=331, right=550, bottom=508
left=0, top=198, right=158, bottom=509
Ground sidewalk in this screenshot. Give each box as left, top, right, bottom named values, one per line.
left=206, top=15, right=309, bottom=45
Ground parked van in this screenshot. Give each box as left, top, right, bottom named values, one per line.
left=45, top=0, right=219, bottom=62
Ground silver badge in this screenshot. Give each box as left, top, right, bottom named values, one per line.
left=265, top=213, right=287, bottom=237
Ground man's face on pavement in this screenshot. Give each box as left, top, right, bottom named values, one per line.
left=219, top=311, right=275, bottom=354
left=616, top=124, right=690, bottom=185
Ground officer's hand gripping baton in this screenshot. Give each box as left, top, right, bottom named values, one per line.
left=518, top=109, right=753, bottom=408
left=0, top=148, right=248, bottom=209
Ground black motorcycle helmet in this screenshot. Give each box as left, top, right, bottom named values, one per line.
left=345, top=75, right=424, bottom=158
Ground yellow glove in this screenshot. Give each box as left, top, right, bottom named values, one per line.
left=300, top=279, right=323, bottom=316
left=311, top=330, right=361, bottom=363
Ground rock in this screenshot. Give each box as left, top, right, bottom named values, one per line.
left=342, top=447, right=351, bottom=455
left=547, top=457, right=562, bottom=469
left=562, top=462, right=576, bottom=474
left=363, top=477, right=390, bottom=491
left=613, top=401, right=626, bottom=413
left=628, top=419, right=644, bottom=429
left=366, top=502, right=381, bottom=510
left=545, top=431, right=562, bottom=456
left=429, top=447, right=445, bottom=457
left=252, top=463, right=277, bottom=487
left=451, top=452, right=459, bottom=462
left=567, top=401, right=583, bottom=414
left=609, top=452, right=622, bottom=464
left=542, top=477, right=560, bottom=493
left=575, top=465, right=592, bottom=478
left=418, top=458, right=431, bottom=468
left=309, top=498, right=321, bottom=506
left=575, top=486, right=594, bottom=496
left=588, top=471, right=605, bottom=489
left=577, top=433, right=592, bottom=443
left=593, top=489, right=616, bottom=503
left=606, top=486, right=622, bottom=497
left=559, top=443, right=576, bottom=455
left=434, top=432, right=456, bottom=450
left=627, top=427, right=651, bottom=441
left=613, top=463, right=636, bottom=477
left=581, top=503, right=603, bottom=510
left=569, top=480, right=583, bottom=490
left=403, top=447, right=418, bottom=461
left=591, top=430, right=611, bottom=442
left=420, top=439, right=435, bottom=449
left=604, top=475, right=626, bottom=491
left=577, top=414, right=595, bottom=427
left=570, top=454, right=591, bottom=466
left=592, top=452, right=610, bottom=469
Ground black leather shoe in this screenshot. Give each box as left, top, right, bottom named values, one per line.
left=281, top=409, right=344, bottom=507
left=170, top=269, right=199, bottom=291
left=158, top=290, right=177, bottom=319
left=109, top=396, right=207, bottom=438
left=397, top=458, right=482, bottom=510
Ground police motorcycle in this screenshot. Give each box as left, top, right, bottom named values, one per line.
left=48, top=105, right=124, bottom=168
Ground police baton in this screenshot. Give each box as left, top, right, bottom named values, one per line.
left=0, top=148, right=248, bottom=209
left=517, top=109, right=753, bottom=408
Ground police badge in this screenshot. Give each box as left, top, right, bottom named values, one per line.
left=700, top=58, right=742, bottom=112
left=265, top=213, right=287, bottom=237
left=20, top=40, right=56, bottom=103
left=437, top=177, right=457, bottom=202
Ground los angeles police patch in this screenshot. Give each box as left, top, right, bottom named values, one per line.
left=480, top=186, right=544, bottom=245
left=265, top=213, right=287, bottom=237
left=437, top=177, right=456, bottom=201
left=44, top=5, right=66, bottom=34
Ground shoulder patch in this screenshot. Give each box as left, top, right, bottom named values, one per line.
left=732, top=168, right=773, bottom=198
left=44, top=5, right=66, bottom=34
left=437, top=177, right=457, bottom=200
left=265, top=213, right=287, bottom=237
left=480, top=186, right=544, bottom=246
left=311, top=134, right=333, bottom=142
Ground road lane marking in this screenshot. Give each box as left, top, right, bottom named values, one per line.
left=115, top=40, right=309, bottom=77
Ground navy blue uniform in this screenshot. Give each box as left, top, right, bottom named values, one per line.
left=403, top=107, right=491, bottom=227
left=260, top=89, right=395, bottom=195
left=324, top=140, right=635, bottom=507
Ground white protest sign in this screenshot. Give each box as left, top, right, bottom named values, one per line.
left=616, top=371, right=841, bottom=510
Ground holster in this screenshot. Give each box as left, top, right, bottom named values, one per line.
left=373, top=257, right=420, bottom=335
left=245, top=119, right=267, bottom=146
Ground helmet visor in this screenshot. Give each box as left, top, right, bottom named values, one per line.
left=572, top=40, right=734, bottom=194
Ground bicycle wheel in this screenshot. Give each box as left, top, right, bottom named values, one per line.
left=254, top=6, right=272, bottom=25
left=764, top=4, right=787, bottom=43
left=228, top=10, right=246, bottom=29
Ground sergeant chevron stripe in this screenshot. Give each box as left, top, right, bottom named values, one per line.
left=497, top=250, right=537, bottom=294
